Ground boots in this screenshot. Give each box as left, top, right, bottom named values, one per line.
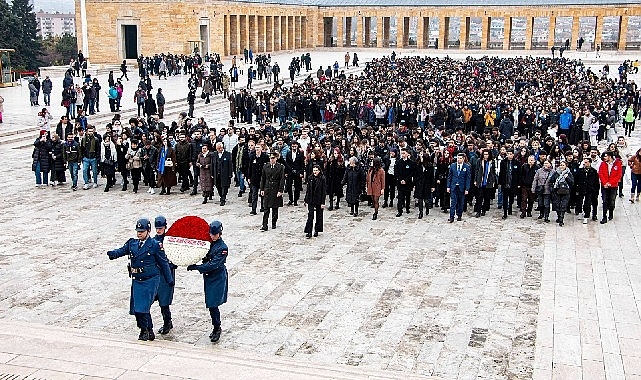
left=544, top=210, right=550, bottom=223
left=372, top=211, right=378, bottom=220
left=202, top=193, right=208, bottom=204
left=122, top=184, right=127, bottom=191
left=335, top=198, right=340, bottom=209
left=353, top=203, right=359, bottom=217
left=209, top=326, right=222, bottom=342
left=160, top=186, right=166, bottom=195
left=389, top=199, right=394, bottom=208
left=349, top=204, right=354, bottom=215
left=558, top=212, right=565, bottom=227
left=166, top=187, right=171, bottom=195
left=329, top=198, right=334, bottom=211
left=418, top=203, right=423, bottom=219
left=608, top=209, right=613, bottom=220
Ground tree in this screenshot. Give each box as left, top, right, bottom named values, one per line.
left=10, top=0, right=43, bottom=70
left=0, top=0, right=22, bottom=63
left=56, top=33, right=77, bottom=62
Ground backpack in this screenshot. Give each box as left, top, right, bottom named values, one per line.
left=109, top=87, right=118, bottom=99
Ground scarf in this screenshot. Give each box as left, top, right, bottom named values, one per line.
left=157, top=146, right=167, bottom=175
left=553, top=168, right=570, bottom=189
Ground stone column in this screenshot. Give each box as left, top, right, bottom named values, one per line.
left=224, top=15, right=231, bottom=56
left=503, top=17, right=512, bottom=50
left=548, top=16, right=556, bottom=48
left=403, top=16, right=410, bottom=47
left=570, top=16, right=579, bottom=50
left=354, top=16, right=360, bottom=47
left=460, top=16, right=469, bottom=49
left=234, top=15, right=241, bottom=55
left=618, top=15, right=628, bottom=50
left=240, top=15, right=248, bottom=54
left=282, top=16, right=288, bottom=50
left=383, top=17, right=390, bottom=47
left=267, top=16, right=273, bottom=51
left=525, top=16, right=533, bottom=50
left=80, top=0, right=88, bottom=57
left=364, top=17, right=371, bottom=47
left=439, top=16, right=449, bottom=49
left=594, top=15, right=603, bottom=48
left=296, top=16, right=302, bottom=49
left=250, top=15, right=258, bottom=53
left=301, top=16, right=307, bottom=49
left=376, top=16, right=383, bottom=47
left=259, top=16, right=266, bottom=52
left=289, top=16, right=295, bottom=50
left=336, top=16, right=344, bottom=47
left=274, top=16, right=281, bottom=51
left=417, top=16, right=425, bottom=49
left=480, top=17, right=490, bottom=49
left=396, top=15, right=404, bottom=48
left=345, top=17, right=352, bottom=47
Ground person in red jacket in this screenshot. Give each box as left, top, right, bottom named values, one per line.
left=598, top=151, right=623, bottom=224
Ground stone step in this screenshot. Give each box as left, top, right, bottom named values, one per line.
left=0, top=319, right=434, bottom=380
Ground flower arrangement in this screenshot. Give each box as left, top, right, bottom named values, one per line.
left=163, top=216, right=212, bottom=266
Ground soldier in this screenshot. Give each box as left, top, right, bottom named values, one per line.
left=107, top=218, right=174, bottom=341
left=187, top=220, right=228, bottom=343
left=260, top=151, right=285, bottom=231
left=153, top=216, right=177, bottom=335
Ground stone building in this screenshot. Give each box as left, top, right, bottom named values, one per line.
left=75, top=0, right=641, bottom=63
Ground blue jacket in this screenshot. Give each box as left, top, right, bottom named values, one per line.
left=447, top=162, right=472, bottom=192
left=194, top=238, right=229, bottom=308
left=107, top=237, right=173, bottom=314
left=559, top=108, right=573, bottom=130
left=153, top=234, right=176, bottom=307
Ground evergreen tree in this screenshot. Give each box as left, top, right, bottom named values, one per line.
left=0, top=0, right=22, bottom=63
left=10, top=0, right=43, bottom=70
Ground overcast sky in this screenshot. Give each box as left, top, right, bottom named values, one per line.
left=33, top=0, right=74, bottom=13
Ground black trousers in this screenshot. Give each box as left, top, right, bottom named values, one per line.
left=286, top=174, right=303, bottom=202
left=262, top=207, right=279, bottom=228
left=160, top=305, right=172, bottom=324
left=209, top=307, right=221, bottom=327
left=580, top=191, right=599, bottom=218
left=134, top=312, right=153, bottom=329
left=502, top=187, right=516, bottom=214
left=384, top=174, right=396, bottom=202
left=178, top=163, right=190, bottom=189
left=304, top=204, right=323, bottom=233
left=215, top=178, right=229, bottom=201
left=192, top=165, right=200, bottom=192
left=474, top=186, right=492, bottom=213
left=250, top=184, right=262, bottom=212
left=601, top=187, right=617, bottom=215
left=397, top=188, right=411, bottom=212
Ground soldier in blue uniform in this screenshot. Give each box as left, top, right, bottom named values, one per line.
left=153, top=215, right=177, bottom=335
left=107, top=218, right=174, bottom=341
left=187, top=220, right=228, bottom=343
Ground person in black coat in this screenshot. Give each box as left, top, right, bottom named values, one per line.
left=394, top=148, right=416, bottom=217
left=33, top=131, right=52, bottom=186
left=284, top=140, right=305, bottom=205
left=342, top=157, right=366, bottom=217
left=574, top=157, right=600, bottom=222
left=473, top=149, right=497, bottom=217
left=304, top=164, right=327, bottom=238
left=413, top=152, right=436, bottom=219
left=519, top=155, right=540, bottom=218
left=498, top=149, right=521, bottom=219
left=50, top=134, right=67, bottom=185
left=248, top=143, right=269, bottom=214
left=325, top=148, right=346, bottom=210
left=212, top=142, right=233, bottom=205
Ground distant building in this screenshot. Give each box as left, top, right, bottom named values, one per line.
left=36, top=11, right=76, bottom=38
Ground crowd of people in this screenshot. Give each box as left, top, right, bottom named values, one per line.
left=31, top=52, right=641, bottom=231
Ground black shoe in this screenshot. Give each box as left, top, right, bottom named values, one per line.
left=619, top=193, right=624, bottom=198
left=555, top=218, right=560, bottom=223
left=210, top=326, right=221, bottom=342
left=238, top=192, right=244, bottom=197
left=260, top=226, right=268, bottom=231
left=288, top=200, right=293, bottom=205
left=396, top=212, right=402, bottom=217
left=527, top=212, right=532, bottom=217
left=559, top=221, right=564, bottom=227
left=180, top=187, right=188, bottom=193
left=138, top=329, right=147, bottom=341
left=158, top=322, right=173, bottom=335
left=448, top=218, right=454, bottom=223
left=160, top=189, right=166, bottom=195
left=353, top=212, right=358, bottom=217
left=538, top=214, right=544, bottom=219
left=328, top=205, right=333, bottom=211
left=520, top=212, right=526, bottom=219
left=592, top=216, right=598, bottom=221
left=190, top=189, right=197, bottom=196
left=313, top=231, right=318, bottom=237
left=502, top=215, right=508, bottom=219
left=474, top=212, right=481, bottom=218
left=250, top=211, right=257, bottom=215
left=457, top=216, right=462, bottom=221
left=608, top=210, right=613, bottom=220
left=147, top=329, right=155, bottom=341
left=306, top=233, right=312, bottom=238
left=481, top=210, right=486, bottom=216
left=544, top=218, right=550, bottom=223
left=294, top=202, right=299, bottom=206
left=260, top=208, right=265, bottom=213
left=389, top=201, right=394, bottom=208
left=600, top=219, right=607, bottom=224
left=121, top=185, right=127, bottom=191
left=372, top=213, right=377, bottom=220
left=104, top=187, right=109, bottom=192
left=418, top=212, right=423, bottom=219
left=202, top=198, right=207, bottom=204
left=220, top=200, right=225, bottom=206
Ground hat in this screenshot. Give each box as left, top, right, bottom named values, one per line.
left=154, top=215, right=167, bottom=228
left=269, top=151, right=279, bottom=158
left=135, top=218, right=151, bottom=232
left=39, top=130, right=47, bottom=136
left=209, top=220, right=223, bottom=235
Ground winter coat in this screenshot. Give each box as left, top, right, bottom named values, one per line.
left=342, top=165, right=365, bottom=204
left=50, top=140, right=66, bottom=172
left=126, top=147, right=143, bottom=170
left=197, top=152, right=214, bottom=192
left=474, top=160, right=497, bottom=189
left=325, top=160, right=345, bottom=197
left=100, top=142, right=117, bottom=176
left=260, top=162, right=285, bottom=208
left=156, top=146, right=178, bottom=188
left=414, top=163, right=436, bottom=199
left=574, top=167, right=600, bottom=194
left=304, top=174, right=327, bottom=206
left=531, top=167, right=553, bottom=195
left=33, top=138, right=52, bottom=172
left=212, top=151, right=233, bottom=188
left=366, top=167, right=385, bottom=198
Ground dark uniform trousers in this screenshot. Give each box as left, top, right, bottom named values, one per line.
left=577, top=191, right=599, bottom=218
left=263, top=208, right=279, bottom=228
left=397, top=186, right=411, bottom=213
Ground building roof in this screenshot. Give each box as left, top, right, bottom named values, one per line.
left=232, top=0, right=638, bottom=6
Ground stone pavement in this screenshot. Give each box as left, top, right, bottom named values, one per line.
left=0, top=48, right=640, bottom=379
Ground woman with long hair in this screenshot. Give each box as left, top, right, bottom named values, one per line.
left=366, top=157, right=385, bottom=220
left=304, top=164, right=327, bottom=238
left=628, top=148, right=641, bottom=203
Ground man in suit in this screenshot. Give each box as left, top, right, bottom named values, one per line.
left=447, top=153, right=472, bottom=222
left=212, top=142, right=233, bottom=206
left=285, top=140, right=305, bottom=206
left=247, top=142, right=269, bottom=214
left=498, top=149, right=521, bottom=219
left=260, top=151, right=286, bottom=231
left=107, top=218, right=174, bottom=341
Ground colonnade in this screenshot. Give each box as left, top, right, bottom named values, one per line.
left=223, top=14, right=308, bottom=56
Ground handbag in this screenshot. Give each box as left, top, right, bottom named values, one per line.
left=555, top=179, right=570, bottom=195
left=126, top=159, right=133, bottom=170
left=164, top=158, right=174, bottom=167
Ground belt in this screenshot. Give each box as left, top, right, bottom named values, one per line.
left=130, top=267, right=145, bottom=274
